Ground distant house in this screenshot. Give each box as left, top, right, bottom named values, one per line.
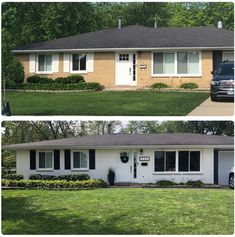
left=12, top=24, right=234, bottom=89
left=3, top=133, right=234, bottom=186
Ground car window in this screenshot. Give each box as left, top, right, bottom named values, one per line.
left=216, top=64, right=234, bottom=76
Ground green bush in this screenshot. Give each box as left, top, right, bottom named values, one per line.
left=56, top=174, right=90, bottom=181
left=179, top=83, right=198, bottom=90
left=27, top=75, right=54, bottom=84
left=2, top=174, right=24, bottom=180
left=4, top=58, right=24, bottom=88
left=13, top=82, right=104, bottom=91
left=186, top=180, right=203, bottom=187
left=156, top=180, right=176, bottom=186
left=29, top=174, right=56, bottom=180
left=151, top=83, right=170, bottom=90
left=55, top=75, right=85, bottom=84
left=2, top=179, right=108, bottom=190
left=107, top=168, right=115, bottom=185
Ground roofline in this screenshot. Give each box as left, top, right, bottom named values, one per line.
left=12, top=46, right=234, bottom=53
left=3, top=144, right=234, bottom=150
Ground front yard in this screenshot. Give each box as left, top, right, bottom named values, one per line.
left=2, top=188, right=233, bottom=234
left=5, top=91, right=209, bottom=115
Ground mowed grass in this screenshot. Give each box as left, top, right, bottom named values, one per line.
left=2, top=188, right=233, bottom=234
left=5, top=91, right=209, bottom=115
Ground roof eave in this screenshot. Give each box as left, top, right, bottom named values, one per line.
left=12, top=46, right=234, bottom=53
left=3, top=144, right=234, bottom=150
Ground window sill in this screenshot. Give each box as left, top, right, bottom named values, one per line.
left=70, top=71, right=88, bottom=74
left=36, top=169, right=54, bottom=172
left=151, top=74, right=202, bottom=78
left=153, top=172, right=203, bottom=175
left=71, top=169, right=89, bottom=172
left=36, top=71, right=53, bottom=75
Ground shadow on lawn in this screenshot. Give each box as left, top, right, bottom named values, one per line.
left=2, top=195, right=144, bottom=234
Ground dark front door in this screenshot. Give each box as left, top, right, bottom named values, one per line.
left=213, top=51, right=222, bottom=72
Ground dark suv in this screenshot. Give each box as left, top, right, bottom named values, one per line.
left=210, top=61, right=234, bottom=101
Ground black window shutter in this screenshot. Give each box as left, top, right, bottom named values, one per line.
left=54, top=150, right=60, bottom=170
left=64, top=150, right=71, bottom=170
left=30, top=150, right=36, bottom=170
left=89, top=149, right=96, bottom=170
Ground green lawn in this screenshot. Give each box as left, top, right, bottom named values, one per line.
left=2, top=188, right=233, bottom=234
left=5, top=91, right=209, bottom=115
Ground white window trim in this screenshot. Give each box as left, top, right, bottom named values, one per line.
left=36, top=54, right=53, bottom=74
left=153, top=149, right=202, bottom=174
left=36, top=150, right=54, bottom=171
left=71, top=150, right=89, bottom=171
left=151, top=51, right=202, bottom=77
left=70, top=53, right=88, bottom=74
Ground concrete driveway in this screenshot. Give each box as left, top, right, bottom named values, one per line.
left=188, top=98, right=234, bottom=116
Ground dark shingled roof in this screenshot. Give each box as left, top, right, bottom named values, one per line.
left=13, top=25, right=234, bottom=51
left=2, top=133, right=234, bottom=150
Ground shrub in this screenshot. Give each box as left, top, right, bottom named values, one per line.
left=151, top=83, right=170, bottom=90
left=13, top=82, right=104, bottom=91
left=29, top=174, right=56, bottom=180
left=56, top=174, right=90, bottom=181
left=2, top=174, right=24, bottom=180
left=55, top=75, right=85, bottom=84
left=179, top=83, right=198, bottom=90
left=107, top=168, right=115, bottom=185
left=2, top=179, right=108, bottom=190
left=186, top=180, right=203, bottom=187
left=156, top=180, right=176, bottom=186
left=27, top=75, right=54, bottom=84
left=4, top=58, right=24, bottom=88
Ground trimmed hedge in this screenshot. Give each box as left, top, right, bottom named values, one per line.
left=54, top=75, right=85, bottom=84
left=2, top=179, right=108, bottom=190
left=179, top=83, right=198, bottom=90
left=27, top=75, right=54, bottom=84
left=156, top=180, right=175, bottom=186
left=2, top=174, right=24, bottom=180
left=186, top=180, right=203, bottom=187
left=13, top=82, right=104, bottom=91
left=29, top=174, right=90, bottom=181
left=151, top=83, right=171, bottom=90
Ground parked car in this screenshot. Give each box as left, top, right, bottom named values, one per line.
left=229, top=167, right=234, bottom=189
left=210, top=61, right=234, bottom=101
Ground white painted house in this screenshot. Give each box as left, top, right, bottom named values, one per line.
left=3, top=133, right=234, bottom=186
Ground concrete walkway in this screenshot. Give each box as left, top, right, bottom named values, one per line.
left=188, top=98, right=234, bottom=116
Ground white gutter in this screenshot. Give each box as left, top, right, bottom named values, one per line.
left=12, top=46, right=234, bottom=53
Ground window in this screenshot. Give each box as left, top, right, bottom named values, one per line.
left=38, top=55, right=52, bottom=72
left=72, top=54, right=86, bottom=71
left=153, top=53, right=175, bottom=74
left=154, top=151, right=176, bottom=172
left=72, top=151, right=88, bottom=169
left=178, top=151, right=200, bottom=172
left=38, top=151, right=53, bottom=169
left=177, top=52, right=199, bottom=74
left=119, top=54, right=129, bottom=61
left=153, top=52, right=200, bottom=75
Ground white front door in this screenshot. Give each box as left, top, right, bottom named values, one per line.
left=115, top=53, right=137, bottom=86
left=117, top=151, right=133, bottom=182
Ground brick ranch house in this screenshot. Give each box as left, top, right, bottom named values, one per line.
left=13, top=25, right=234, bottom=89
left=2, top=133, right=234, bottom=186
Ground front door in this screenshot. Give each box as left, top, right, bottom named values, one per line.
left=117, top=151, right=133, bottom=182
left=115, top=53, right=137, bottom=86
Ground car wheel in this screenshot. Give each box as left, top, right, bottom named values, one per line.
left=210, top=94, right=217, bottom=101
left=229, top=173, right=234, bottom=189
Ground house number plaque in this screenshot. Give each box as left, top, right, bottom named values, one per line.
left=139, top=156, right=150, bottom=161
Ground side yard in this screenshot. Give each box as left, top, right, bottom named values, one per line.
left=5, top=91, right=209, bottom=115
left=2, top=188, right=233, bottom=234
